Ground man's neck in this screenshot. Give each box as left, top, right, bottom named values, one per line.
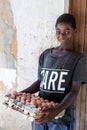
left=52, top=45, right=74, bottom=57
left=58, top=45, right=74, bottom=51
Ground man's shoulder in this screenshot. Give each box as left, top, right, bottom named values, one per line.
left=40, top=48, right=53, bottom=56
left=71, top=51, right=84, bottom=59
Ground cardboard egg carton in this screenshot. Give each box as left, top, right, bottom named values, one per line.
left=3, top=92, right=58, bottom=119
left=3, top=94, right=44, bottom=119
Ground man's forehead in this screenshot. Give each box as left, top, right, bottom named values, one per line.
left=56, top=22, right=73, bottom=30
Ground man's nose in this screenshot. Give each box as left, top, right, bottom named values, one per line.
left=59, top=33, right=66, bottom=38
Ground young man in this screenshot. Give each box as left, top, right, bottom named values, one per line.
left=20, top=13, right=87, bottom=130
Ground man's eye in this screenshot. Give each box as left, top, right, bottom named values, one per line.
left=56, top=31, right=61, bottom=35
left=56, top=30, right=72, bottom=36
left=65, top=31, right=70, bottom=35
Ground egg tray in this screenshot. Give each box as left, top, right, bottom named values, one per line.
left=3, top=95, right=44, bottom=119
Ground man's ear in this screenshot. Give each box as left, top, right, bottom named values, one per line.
left=74, top=29, right=77, bottom=36
left=74, top=28, right=77, bottom=32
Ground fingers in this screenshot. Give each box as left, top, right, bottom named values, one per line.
left=35, top=114, right=49, bottom=124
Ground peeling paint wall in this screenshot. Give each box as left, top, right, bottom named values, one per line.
left=0, top=0, right=17, bottom=90
left=0, top=0, right=17, bottom=68
left=0, top=0, right=69, bottom=130
left=10, top=0, right=65, bottom=91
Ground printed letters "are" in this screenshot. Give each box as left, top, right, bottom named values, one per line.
left=40, top=70, right=68, bottom=91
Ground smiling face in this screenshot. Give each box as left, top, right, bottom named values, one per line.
left=56, top=22, right=77, bottom=50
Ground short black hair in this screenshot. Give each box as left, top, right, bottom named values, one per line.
left=55, top=13, right=76, bottom=29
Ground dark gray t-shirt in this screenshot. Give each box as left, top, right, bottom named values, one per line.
left=38, top=48, right=87, bottom=125
left=38, top=48, right=87, bottom=103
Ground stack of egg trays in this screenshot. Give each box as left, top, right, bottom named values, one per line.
left=3, top=94, right=42, bottom=119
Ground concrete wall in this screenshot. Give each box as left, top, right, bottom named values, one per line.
left=0, top=0, right=69, bottom=130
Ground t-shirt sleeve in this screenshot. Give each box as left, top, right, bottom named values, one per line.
left=38, top=48, right=51, bottom=81
left=72, top=56, right=87, bottom=84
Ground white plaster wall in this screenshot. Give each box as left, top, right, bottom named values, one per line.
left=10, top=0, right=65, bottom=91
left=0, top=0, right=70, bottom=130
left=0, top=68, right=16, bottom=89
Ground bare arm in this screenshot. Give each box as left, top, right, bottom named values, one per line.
left=57, top=81, right=81, bottom=111
left=20, top=79, right=40, bottom=94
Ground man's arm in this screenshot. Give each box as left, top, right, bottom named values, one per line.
left=20, top=79, right=40, bottom=94
left=35, top=81, right=81, bottom=124
left=57, top=81, right=81, bottom=111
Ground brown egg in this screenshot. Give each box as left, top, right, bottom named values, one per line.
left=40, top=97, right=44, bottom=102
left=45, top=102, right=50, bottom=108
left=30, top=99, right=37, bottom=106
left=55, top=103, right=58, bottom=106
left=26, top=99, right=30, bottom=104
left=41, top=102, right=48, bottom=109
left=22, top=93, right=27, bottom=97
left=31, top=94, right=35, bottom=98
left=18, top=92, right=22, bottom=96
left=50, top=101, right=56, bottom=108
left=31, top=96, right=36, bottom=101
left=36, top=96, right=40, bottom=100
left=16, top=96, right=21, bottom=102
left=44, top=99, right=49, bottom=103
left=21, top=96, right=27, bottom=102
left=11, top=91, right=18, bottom=97
left=26, top=93, right=31, bottom=97
left=21, top=97, right=26, bottom=104
left=26, top=96, right=31, bottom=102
left=36, top=99, right=41, bottom=107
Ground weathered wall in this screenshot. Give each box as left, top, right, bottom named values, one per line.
left=10, top=0, right=65, bottom=91
left=0, top=0, right=17, bottom=90
left=0, top=0, right=69, bottom=130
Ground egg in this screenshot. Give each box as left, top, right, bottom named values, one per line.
left=26, top=99, right=30, bottom=104
left=4, top=91, right=60, bottom=120
left=44, top=99, right=49, bottom=103
left=18, top=92, right=22, bottom=96
left=49, top=101, right=57, bottom=108
left=36, top=96, right=40, bottom=100
left=26, top=96, right=31, bottom=102
left=22, top=95, right=27, bottom=101
left=21, top=96, right=26, bottom=104
left=30, top=99, right=37, bottom=106
left=22, top=93, right=27, bottom=97
left=26, top=93, right=31, bottom=97
left=41, top=102, right=48, bottom=109
left=11, top=91, right=18, bottom=97
left=45, top=102, right=50, bottom=108
left=40, top=97, right=44, bottom=103
left=16, top=96, right=21, bottom=102
left=36, top=99, right=41, bottom=107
